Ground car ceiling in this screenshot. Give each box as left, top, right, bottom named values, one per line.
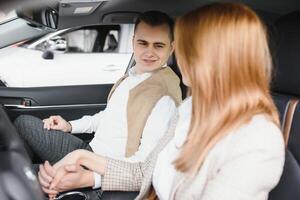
left=0, top=0, right=299, bottom=48
left=98, top=0, right=300, bottom=15
left=56, top=0, right=300, bottom=29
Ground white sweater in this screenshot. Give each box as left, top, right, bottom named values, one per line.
left=153, top=97, right=285, bottom=200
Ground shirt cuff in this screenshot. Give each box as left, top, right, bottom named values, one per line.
left=93, top=171, right=102, bottom=189
left=69, top=120, right=82, bottom=134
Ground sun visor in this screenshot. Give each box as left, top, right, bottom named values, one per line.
left=102, top=12, right=140, bottom=24
left=59, top=0, right=107, bottom=16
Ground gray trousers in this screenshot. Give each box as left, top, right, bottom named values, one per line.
left=14, top=115, right=92, bottom=164
left=14, top=115, right=139, bottom=200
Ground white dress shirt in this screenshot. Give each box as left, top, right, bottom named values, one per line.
left=70, top=66, right=177, bottom=188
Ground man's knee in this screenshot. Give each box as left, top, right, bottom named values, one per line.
left=14, top=115, right=42, bottom=133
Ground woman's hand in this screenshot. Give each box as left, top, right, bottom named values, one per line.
left=38, top=149, right=107, bottom=197
left=50, top=165, right=94, bottom=192
left=38, top=160, right=94, bottom=196
left=53, top=149, right=85, bottom=170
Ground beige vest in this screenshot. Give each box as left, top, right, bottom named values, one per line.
left=107, top=67, right=182, bottom=157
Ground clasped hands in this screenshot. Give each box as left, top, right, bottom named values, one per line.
left=38, top=150, right=93, bottom=200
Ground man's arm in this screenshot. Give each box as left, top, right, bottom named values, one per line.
left=69, top=111, right=103, bottom=134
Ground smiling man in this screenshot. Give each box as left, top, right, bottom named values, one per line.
left=14, top=11, right=182, bottom=195
left=133, top=16, right=174, bottom=74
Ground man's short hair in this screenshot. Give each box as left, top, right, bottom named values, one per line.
left=134, top=10, right=174, bottom=41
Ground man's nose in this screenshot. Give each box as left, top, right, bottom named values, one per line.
left=144, top=46, right=155, bottom=57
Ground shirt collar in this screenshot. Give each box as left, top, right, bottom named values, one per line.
left=128, top=64, right=167, bottom=77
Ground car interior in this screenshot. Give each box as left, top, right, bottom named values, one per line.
left=1, top=0, right=300, bottom=199
left=268, top=10, right=300, bottom=200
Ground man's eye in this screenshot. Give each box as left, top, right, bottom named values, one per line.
left=155, top=45, right=164, bottom=48
left=138, top=42, right=147, bottom=46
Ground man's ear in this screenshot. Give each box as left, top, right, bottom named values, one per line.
left=132, top=35, right=135, bottom=50
left=170, top=41, right=175, bottom=56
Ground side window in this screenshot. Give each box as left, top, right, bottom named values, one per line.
left=34, top=25, right=122, bottom=53
left=62, top=29, right=99, bottom=53
left=0, top=24, right=134, bottom=87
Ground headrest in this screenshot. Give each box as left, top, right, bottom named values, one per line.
left=107, top=34, right=118, bottom=51
left=167, top=54, right=188, bottom=99
left=272, top=11, right=300, bottom=96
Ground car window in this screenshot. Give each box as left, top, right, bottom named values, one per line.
left=34, top=25, right=123, bottom=53
left=0, top=24, right=134, bottom=87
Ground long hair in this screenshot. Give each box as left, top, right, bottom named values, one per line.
left=174, top=3, right=279, bottom=174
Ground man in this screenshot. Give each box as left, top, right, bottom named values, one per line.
left=14, top=10, right=181, bottom=192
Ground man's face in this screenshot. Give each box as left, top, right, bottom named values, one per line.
left=133, top=22, right=174, bottom=74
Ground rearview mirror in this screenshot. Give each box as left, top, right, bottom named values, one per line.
left=16, top=4, right=58, bottom=30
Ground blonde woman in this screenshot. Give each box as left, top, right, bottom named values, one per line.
left=40, top=3, right=285, bottom=200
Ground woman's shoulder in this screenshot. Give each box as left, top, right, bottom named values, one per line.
left=228, top=114, right=284, bottom=154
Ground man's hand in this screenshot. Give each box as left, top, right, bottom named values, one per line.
left=38, top=150, right=83, bottom=188
left=51, top=165, right=94, bottom=192
left=43, top=115, right=72, bottom=132
left=38, top=161, right=59, bottom=199
left=38, top=161, right=82, bottom=199
left=38, top=161, right=92, bottom=198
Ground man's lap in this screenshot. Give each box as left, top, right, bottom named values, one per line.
left=14, top=114, right=92, bottom=163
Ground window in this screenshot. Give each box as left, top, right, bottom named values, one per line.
left=0, top=24, right=134, bottom=87
left=34, top=25, right=123, bottom=53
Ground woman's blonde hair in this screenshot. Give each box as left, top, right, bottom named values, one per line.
left=174, top=2, right=279, bottom=174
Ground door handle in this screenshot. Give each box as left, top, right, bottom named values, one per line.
left=0, top=98, right=32, bottom=107
left=102, top=65, right=121, bottom=71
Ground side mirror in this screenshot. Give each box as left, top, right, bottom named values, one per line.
left=42, top=51, right=54, bottom=60
left=16, top=3, right=59, bottom=30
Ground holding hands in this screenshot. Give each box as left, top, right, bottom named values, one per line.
left=38, top=150, right=94, bottom=199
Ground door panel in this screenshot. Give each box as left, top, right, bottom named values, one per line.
left=0, top=84, right=112, bottom=121
left=0, top=84, right=112, bottom=142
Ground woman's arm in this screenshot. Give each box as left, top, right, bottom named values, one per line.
left=50, top=149, right=144, bottom=191
left=51, top=113, right=179, bottom=192
left=78, top=150, right=107, bottom=174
